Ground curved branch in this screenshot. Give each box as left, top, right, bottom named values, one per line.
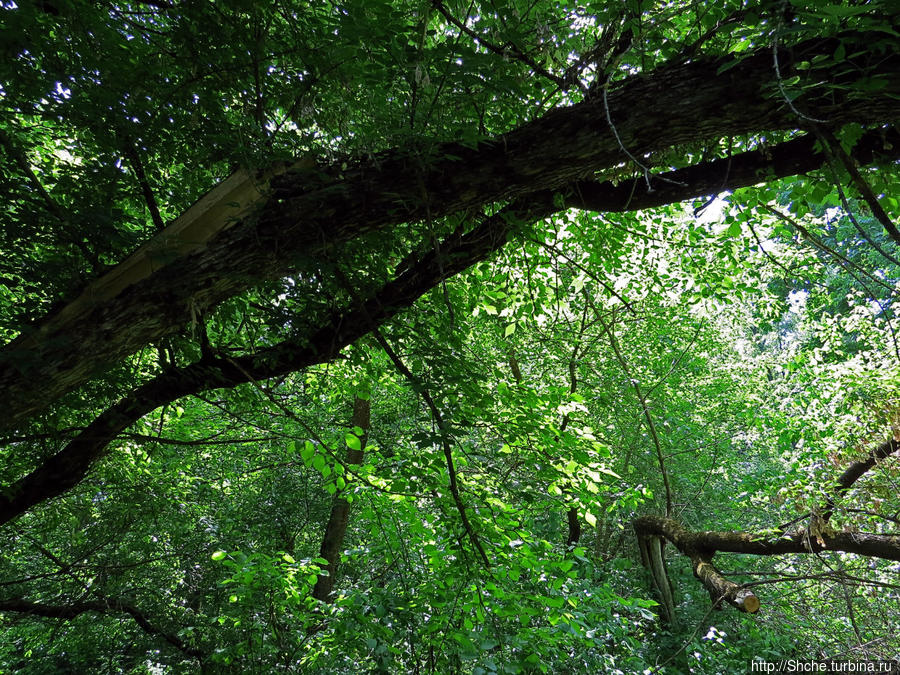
left=2, top=32, right=898, bottom=429
left=0, top=202, right=539, bottom=527
left=633, top=514, right=900, bottom=615
left=824, top=438, right=900, bottom=522
left=0, top=597, right=203, bottom=659
left=637, top=436, right=900, bottom=616
left=3, top=124, right=900, bottom=527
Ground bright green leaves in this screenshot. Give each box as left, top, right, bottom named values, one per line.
left=312, top=454, right=329, bottom=478
left=209, top=547, right=327, bottom=657
left=299, top=439, right=315, bottom=464
left=4, top=1, right=900, bottom=672
left=292, top=438, right=356, bottom=496
left=345, top=431, right=362, bottom=452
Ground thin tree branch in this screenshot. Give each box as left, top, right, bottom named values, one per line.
left=819, top=128, right=900, bottom=248
left=370, top=328, right=491, bottom=568
left=598, top=314, right=674, bottom=517
left=530, top=237, right=638, bottom=314
left=122, top=142, right=166, bottom=231
left=761, top=203, right=900, bottom=362
left=0, top=597, right=203, bottom=659
left=812, top=129, right=900, bottom=267
left=431, top=0, right=569, bottom=90
left=760, top=204, right=895, bottom=293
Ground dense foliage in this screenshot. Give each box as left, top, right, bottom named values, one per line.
left=1, top=0, right=899, bottom=672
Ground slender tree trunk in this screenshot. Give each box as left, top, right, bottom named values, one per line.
left=565, top=507, right=581, bottom=548
left=563, top=315, right=585, bottom=548
left=312, top=396, right=370, bottom=603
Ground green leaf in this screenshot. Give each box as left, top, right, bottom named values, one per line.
left=818, top=4, right=872, bottom=16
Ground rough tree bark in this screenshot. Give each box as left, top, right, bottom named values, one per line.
left=1, top=32, right=898, bottom=430
left=1, top=127, right=899, bottom=528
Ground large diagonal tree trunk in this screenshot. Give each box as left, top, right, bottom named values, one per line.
left=1, top=32, right=898, bottom=430
left=1, top=127, right=899, bottom=527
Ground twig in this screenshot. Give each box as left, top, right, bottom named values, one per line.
left=809, top=131, right=900, bottom=267
left=761, top=204, right=894, bottom=294
left=643, top=319, right=705, bottom=400
left=772, top=1, right=829, bottom=124
left=371, top=328, right=491, bottom=568
left=601, top=86, right=686, bottom=192
left=530, top=237, right=637, bottom=314
left=765, top=204, right=900, bottom=363
left=0, top=127, right=102, bottom=272
left=432, top=0, right=569, bottom=90
left=677, top=8, right=747, bottom=64
left=221, top=357, right=423, bottom=498
left=819, top=128, right=900, bottom=248
left=598, top=313, right=673, bottom=517
left=741, top=209, right=832, bottom=291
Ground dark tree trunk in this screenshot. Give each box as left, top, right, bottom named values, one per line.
left=2, top=127, right=899, bottom=528
left=566, top=507, right=581, bottom=548
left=312, top=396, right=370, bottom=603
left=1, top=32, right=898, bottom=430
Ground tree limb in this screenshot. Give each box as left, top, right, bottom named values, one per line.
left=824, top=438, right=900, bottom=522
left=819, top=128, right=900, bottom=247
left=3, top=125, right=900, bottom=526
left=633, top=514, right=900, bottom=615
left=634, top=436, right=900, bottom=616
left=0, top=597, right=203, bottom=659
left=2, top=32, right=898, bottom=429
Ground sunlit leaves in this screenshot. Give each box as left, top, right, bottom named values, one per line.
left=2, top=0, right=900, bottom=671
